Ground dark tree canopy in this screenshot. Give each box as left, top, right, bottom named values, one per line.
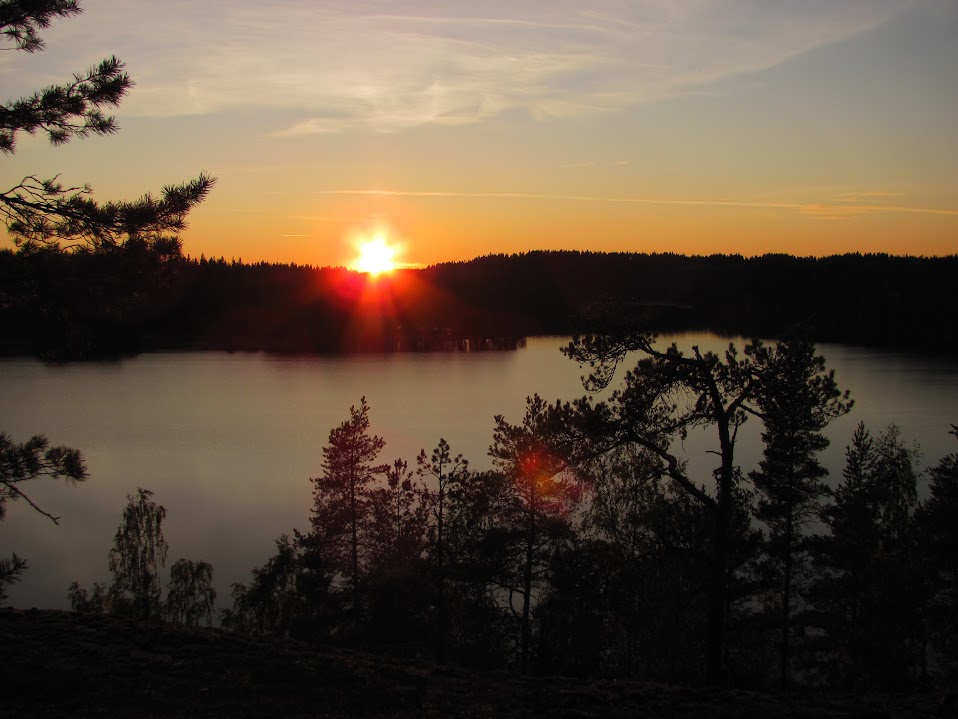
left=561, top=332, right=850, bottom=684
left=1, top=0, right=214, bottom=253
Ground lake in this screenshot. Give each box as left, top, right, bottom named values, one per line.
left=2, top=334, right=956, bottom=611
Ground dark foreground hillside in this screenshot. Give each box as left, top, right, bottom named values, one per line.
left=3, top=609, right=954, bottom=718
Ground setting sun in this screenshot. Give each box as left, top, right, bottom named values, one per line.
left=353, top=235, right=398, bottom=276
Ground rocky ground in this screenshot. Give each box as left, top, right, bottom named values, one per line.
left=3, top=608, right=956, bottom=718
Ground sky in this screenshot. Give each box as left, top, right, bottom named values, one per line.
left=3, top=0, right=957, bottom=267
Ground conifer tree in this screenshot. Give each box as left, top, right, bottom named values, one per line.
left=363, top=458, right=430, bottom=649
left=309, top=398, right=386, bottom=621
left=417, top=438, right=469, bottom=661
left=538, top=442, right=714, bottom=679
left=441, top=467, right=514, bottom=667
left=563, top=332, right=848, bottom=684
left=563, top=334, right=762, bottom=683
left=921, top=425, right=958, bottom=678
left=810, top=424, right=924, bottom=688
left=490, top=394, right=581, bottom=673
left=1, top=0, right=214, bottom=253
left=368, top=458, right=428, bottom=570
left=919, top=426, right=958, bottom=676
left=748, top=337, right=851, bottom=687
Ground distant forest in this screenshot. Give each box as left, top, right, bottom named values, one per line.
left=1, top=249, right=955, bottom=359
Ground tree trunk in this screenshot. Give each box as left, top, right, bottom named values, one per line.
left=436, top=485, right=446, bottom=662
left=520, top=475, right=536, bottom=674
left=706, top=496, right=730, bottom=685
left=350, top=466, right=360, bottom=620
left=780, top=497, right=794, bottom=690
left=706, top=417, right=734, bottom=686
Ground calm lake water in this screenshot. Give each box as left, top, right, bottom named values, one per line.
left=2, top=334, right=956, bottom=611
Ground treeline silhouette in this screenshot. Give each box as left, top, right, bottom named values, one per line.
left=2, top=248, right=955, bottom=360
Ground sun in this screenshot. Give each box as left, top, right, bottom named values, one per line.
left=354, top=235, right=398, bottom=276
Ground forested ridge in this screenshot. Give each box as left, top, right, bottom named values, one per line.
left=1, top=249, right=955, bottom=360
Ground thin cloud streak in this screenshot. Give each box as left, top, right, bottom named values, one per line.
left=315, top=189, right=958, bottom=218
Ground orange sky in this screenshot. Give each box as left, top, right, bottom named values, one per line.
left=4, top=1, right=957, bottom=267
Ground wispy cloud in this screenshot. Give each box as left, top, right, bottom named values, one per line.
left=560, top=159, right=632, bottom=169
left=795, top=190, right=958, bottom=220
left=800, top=203, right=958, bottom=220
left=315, top=188, right=958, bottom=219
left=11, top=0, right=907, bottom=132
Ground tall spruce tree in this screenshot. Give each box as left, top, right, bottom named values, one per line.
left=748, top=338, right=851, bottom=687
left=490, top=394, right=581, bottom=673
left=417, top=438, right=469, bottom=662
left=309, top=398, right=386, bottom=621
left=810, top=423, right=924, bottom=688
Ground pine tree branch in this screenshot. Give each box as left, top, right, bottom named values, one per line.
left=2, top=2, right=215, bottom=253
left=0, top=0, right=81, bottom=53
left=0, top=479, right=62, bottom=523
left=2, top=173, right=216, bottom=251
left=0, top=55, right=130, bottom=153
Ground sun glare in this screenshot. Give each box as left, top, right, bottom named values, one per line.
left=354, top=235, right=398, bottom=276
